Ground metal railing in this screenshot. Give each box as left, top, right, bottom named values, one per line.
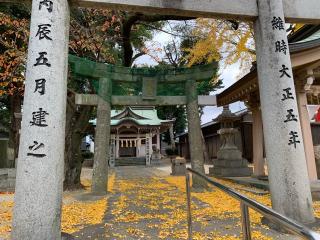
left=186, top=168, right=320, bottom=240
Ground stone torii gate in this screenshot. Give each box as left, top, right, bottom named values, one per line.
left=2, top=0, right=320, bottom=238
left=68, top=54, right=217, bottom=194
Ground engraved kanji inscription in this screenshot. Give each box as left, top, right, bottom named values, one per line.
left=271, top=16, right=285, bottom=30
left=288, top=131, right=300, bottom=148
left=275, top=40, right=288, bottom=55
left=36, top=24, right=52, bottom=41
left=281, top=88, right=294, bottom=101
left=284, top=109, right=298, bottom=123
left=34, top=78, right=46, bottom=95
left=279, top=64, right=291, bottom=78
left=39, top=0, right=53, bottom=13
left=34, top=52, right=51, bottom=67
left=30, top=108, right=49, bottom=127
left=27, top=141, right=46, bottom=158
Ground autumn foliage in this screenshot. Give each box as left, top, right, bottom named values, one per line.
left=186, top=19, right=305, bottom=75
left=186, top=19, right=255, bottom=73
left=69, top=9, right=123, bottom=63
left=0, top=8, right=125, bottom=97
left=0, top=12, right=29, bottom=96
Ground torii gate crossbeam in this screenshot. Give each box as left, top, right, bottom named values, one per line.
left=2, top=0, right=320, bottom=23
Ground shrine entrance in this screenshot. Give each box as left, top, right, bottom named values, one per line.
left=110, top=106, right=175, bottom=165
left=6, top=0, right=320, bottom=238
left=68, top=54, right=217, bottom=187
left=119, top=148, right=136, bottom=158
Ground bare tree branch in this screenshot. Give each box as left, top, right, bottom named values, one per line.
left=121, top=13, right=195, bottom=67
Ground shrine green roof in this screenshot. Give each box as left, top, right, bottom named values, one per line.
left=295, top=29, right=320, bottom=43
left=90, top=107, right=173, bottom=127
left=111, top=107, right=172, bottom=126
left=289, top=25, right=320, bottom=52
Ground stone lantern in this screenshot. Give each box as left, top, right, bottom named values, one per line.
left=209, top=105, right=252, bottom=177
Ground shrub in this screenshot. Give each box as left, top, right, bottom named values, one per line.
left=165, top=148, right=178, bottom=156
left=81, top=151, right=94, bottom=159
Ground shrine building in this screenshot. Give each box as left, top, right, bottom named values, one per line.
left=217, top=25, right=320, bottom=180
left=178, top=25, right=320, bottom=180
left=92, top=106, right=174, bottom=166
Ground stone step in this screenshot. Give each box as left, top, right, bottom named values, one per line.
left=115, top=157, right=146, bottom=166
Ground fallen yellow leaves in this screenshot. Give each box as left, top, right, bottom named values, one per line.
left=109, top=177, right=189, bottom=239
left=251, top=230, right=273, bottom=240
left=1, top=170, right=320, bottom=240
left=61, top=197, right=107, bottom=233
left=0, top=200, right=13, bottom=239
left=0, top=225, right=11, bottom=238
left=208, top=233, right=239, bottom=240
left=0, top=172, right=115, bottom=238
left=0, top=201, right=13, bottom=222
left=313, top=201, right=320, bottom=218
left=108, top=172, right=116, bottom=193
left=126, top=226, right=146, bottom=238
left=61, top=172, right=115, bottom=234
left=165, top=176, right=275, bottom=239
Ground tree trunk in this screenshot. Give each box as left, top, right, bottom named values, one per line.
left=201, top=131, right=210, bottom=164
left=63, top=94, right=93, bottom=190
left=8, top=94, right=22, bottom=167
left=169, top=125, right=176, bottom=151
left=186, top=80, right=206, bottom=188
left=64, top=130, right=84, bottom=190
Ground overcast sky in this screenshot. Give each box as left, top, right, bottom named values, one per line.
left=135, top=26, right=246, bottom=125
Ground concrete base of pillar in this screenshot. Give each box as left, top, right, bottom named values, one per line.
left=151, top=153, right=161, bottom=165
left=171, top=157, right=186, bottom=176
left=310, top=180, right=320, bottom=201
left=214, top=158, right=250, bottom=168
left=109, top=158, right=115, bottom=168
left=252, top=174, right=268, bottom=180
left=0, top=168, right=16, bottom=191
left=171, top=165, right=186, bottom=176
left=82, top=159, right=94, bottom=168
left=209, top=166, right=253, bottom=177
left=209, top=148, right=253, bottom=177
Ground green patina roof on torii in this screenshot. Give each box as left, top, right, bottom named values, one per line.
left=68, top=54, right=217, bottom=82
left=68, top=54, right=218, bottom=103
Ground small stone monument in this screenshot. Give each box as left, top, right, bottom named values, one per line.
left=209, top=106, right=252, bottom=177
left=171, top=157, right=186, bottom=176
left=151, top=146, right=161, bottom=165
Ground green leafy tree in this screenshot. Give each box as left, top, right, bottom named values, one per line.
left=157, top=23, right=222, bottom=147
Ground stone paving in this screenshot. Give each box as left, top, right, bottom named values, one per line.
left=72, top=166, right=298, bottom=240
left=1, top=164, right=315, bottom=239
